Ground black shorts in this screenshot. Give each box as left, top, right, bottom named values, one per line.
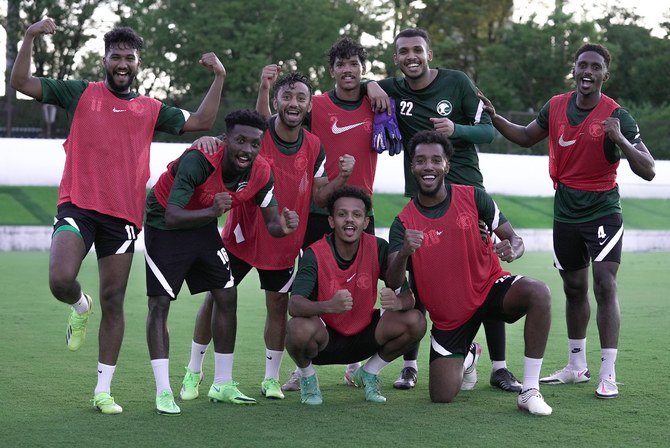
left=429, top=275, right=519, bottom=363
left=553, top=214, right=623, bottom=271
left=302, top=213, right=375, bottom=249
left=144, top=221, right=232, bottom=299
left=312, top=309, right=382, bottom=365
left=53, top=202, right=138, bottom=259
left=229, top=251, right=296, bottom=293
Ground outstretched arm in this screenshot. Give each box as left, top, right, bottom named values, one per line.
left=181, top=53, right=226, bottom=132
left=11, top=18, right=57, bottom=100
left=478, top=90, right=548, bottom=147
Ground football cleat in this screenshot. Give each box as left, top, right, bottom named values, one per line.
left=66, top=294, right=92, bottom=351
left=352, top=367, right=386, bottom=403
left=461, top=342, right=481, bottom=391
left=517, top=388, right=552, bottom=416
left=92, top=392, right=123, bottom=415
left=393, top=367, right=418, bottom=390
left=208, top=381, right=257, bottom=405
left=156, top=390, right=181, bottom=415
left=490, top=367, right=523, bottom=392
left=300, top=374, right=323, bottom=405
left=179, top=367, right=203, bottom=401
left=281, top=368, right=301, bottom=392
left=261, top=378, right=285, bottom=399
left=540, top=366, right=590, bottom=384
left=595, top=378, right=619, bottom=399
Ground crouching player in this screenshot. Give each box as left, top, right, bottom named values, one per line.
left=285, top=187, right=426, bottom=405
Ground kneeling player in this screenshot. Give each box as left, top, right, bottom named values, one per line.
left=386, top=131, right=553, bottom=415
left=285, top=187, right=426, bottom=405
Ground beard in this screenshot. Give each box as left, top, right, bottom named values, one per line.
left=417, top=176, right=445, bottom=197
left=105, top=70, right=136, bottom=93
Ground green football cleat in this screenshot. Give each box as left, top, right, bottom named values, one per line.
left=156, top=390, right=181, bottom=415
left=92, top=392, right=123, bottom=415
left=208, top=381, right=257, bottom=405
left=299, top=374, right=323, bottom=405
left=66, top=294, right=92, bottom=351
left=179, top=367, right=203, bottom=401
left=352, top=367, right=386, bottom=403
left=261, top=378, right=285, bottom=400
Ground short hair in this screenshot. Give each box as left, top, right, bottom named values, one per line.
left=327, top=37, right=367, bottom=68
left=326, top=186, right=372, bottom=216
left=575, top=43, right=611, bottom=67
left=103, top=27, right=144, bottom=54
left=225, top=109, right=267, bottom=133
left=394, top=28, right=431, bottom=48
left=408, top=130, right=454, bottom=160
left=273, top=72, right=313, bottom=99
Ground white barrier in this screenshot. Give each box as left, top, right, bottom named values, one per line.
left=1, top=138, right=669, bottom=198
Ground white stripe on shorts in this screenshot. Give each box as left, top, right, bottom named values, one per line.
left=144, top=251, right=175, bottom=299
left=430, top=335, right=454, bottom=357
left=594, top=224, right=624, bottom=262
left=278, top=265, right=297, bottom=293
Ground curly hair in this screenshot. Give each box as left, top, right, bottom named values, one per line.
left=408, top=130, right=454, bottom=160
left=103, top=27, right=144, bottom=54
left=326, top=186, right=372, bottom=216
left=225, top=109, right=267, bottom=133
left=574, top=43, right=611, bottom=68
left=272, top=72, right=313, bottom=99
left=327, top=37, right=367, bottom=68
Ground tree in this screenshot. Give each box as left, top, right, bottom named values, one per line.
left=115, top=0, right=383, bottom=104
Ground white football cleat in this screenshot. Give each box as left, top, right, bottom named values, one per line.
left=517, top=388, right=552, bottom=416
left=595, top=378, right=619, bottom=399
left=540, top=366, right=590, bottom=384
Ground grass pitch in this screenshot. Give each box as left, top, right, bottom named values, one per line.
left=0, top=251, right=668, bottom=447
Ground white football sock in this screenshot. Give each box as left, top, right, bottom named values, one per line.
left=599, top=348, right=617, bottom=381
left=213, top=352, right=234, bottom=384
left=567, top=338, right=587, bottom=370
left=522, top=356, right=543, bottom=391
left=94, top=362, right=116, bottom=395
left=187, top=341, right=208, bottom=373
left=72, top=292, right=90, bottom=314
left=151, top=358, right=171, bottom=395
left=264, top=349, right=284, bottom=380
left=299, top=363, right=316, bottom=378
left=363, top=354, right=388, bottom=375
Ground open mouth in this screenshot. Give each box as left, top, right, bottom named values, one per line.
left=580, top=76, right=594, bottom=89
left=236, top=153, right=251, bottom=168
left=342, top=224, right=356, bottom=237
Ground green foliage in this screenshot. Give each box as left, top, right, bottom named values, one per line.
left=115, top=0, right=383, bottom=102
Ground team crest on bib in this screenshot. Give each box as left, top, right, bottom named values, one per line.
left=436, top=100, right=452, bottom=116
left=356, top=273, right=371, bottom=290
left=456, top=212, right=475, bottom=230
left=294, top=153, right=308, bottom=171
left=127, top=99, right=145, bottom=114
left=589, top=121, right=604, bottom=138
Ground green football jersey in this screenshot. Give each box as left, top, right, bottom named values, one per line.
left=377, top=69, right=494, bottom=196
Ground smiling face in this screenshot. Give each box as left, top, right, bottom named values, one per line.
left=330, top=55, right=364, bottom=92
left=103, top=44, right=140, bottom=93
left=273, top=81, right=311, bottom=129
left=411, top=143, right=450, bottom=197
left=223, top=124, right=264, bottom=173
left=394, top=36, right=432, bottom=81
left=573, top=51, right=609, bottom=97
left=328, top=196, right=369, bottom=245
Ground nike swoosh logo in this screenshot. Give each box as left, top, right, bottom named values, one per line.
left=558, top=134, right=577, bottom=147
left=436, top=231, right=443, bottom=235
left=98, top=370, right=103, bottom=374
left=346, top=274, right=356, bottom=282
left=599, top=237, right=610, bottom=246
left=112, top=108, right=127, bottom=113
left=200, top=351, right=206, bottom=354
left=212, top=386, right=220, bottom=392
left=332, top=120, right=366, bottom=135
left=266, top=356, right=273, bottom=360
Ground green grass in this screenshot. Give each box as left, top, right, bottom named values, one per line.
left=2, top=186, right=670, bottom=229
left=0, top=251, right=668, bottom=447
